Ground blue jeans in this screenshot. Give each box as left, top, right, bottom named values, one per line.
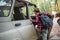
left=36, top=29, right=48, bottom=40
left=42, top=29, right=48, bottom=40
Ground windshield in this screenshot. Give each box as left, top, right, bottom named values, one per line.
left=0, top=0, right=12, bottom=17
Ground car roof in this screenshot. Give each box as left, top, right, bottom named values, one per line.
left=14, top=0, right=36, bottom=7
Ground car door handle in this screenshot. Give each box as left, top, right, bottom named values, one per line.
left=15, top=23, right=21, bottom=27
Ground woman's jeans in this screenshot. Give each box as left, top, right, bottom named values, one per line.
left=36, top=29, right=48, bottom=40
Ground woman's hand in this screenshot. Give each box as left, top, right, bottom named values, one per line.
left=29, top=16, right=32, bottom=21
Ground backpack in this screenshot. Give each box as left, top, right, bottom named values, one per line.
left=39, top=13, right=53, bottom=29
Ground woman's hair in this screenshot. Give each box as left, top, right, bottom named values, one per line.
left=34, top=8, right=40, bottom=12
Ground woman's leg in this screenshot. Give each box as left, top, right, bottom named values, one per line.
left=42, top=29, right=48, bottom=40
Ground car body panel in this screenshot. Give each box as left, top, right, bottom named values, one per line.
left=0, top=20, right=37, bottom=40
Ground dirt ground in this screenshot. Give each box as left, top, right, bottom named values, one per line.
left=49, top=17, right=60, bottom=40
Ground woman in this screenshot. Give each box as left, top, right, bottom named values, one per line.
left=29, top=7, right=51, bottom=40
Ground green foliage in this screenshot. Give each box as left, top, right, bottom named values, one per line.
left=27, top=0, right=54, bottom=13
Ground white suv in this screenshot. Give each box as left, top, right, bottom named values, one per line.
left=0, top=0, right=37, bottom=40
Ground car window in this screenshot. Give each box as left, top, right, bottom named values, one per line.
left=28, top=6, right=35, bottom=16
left=0, top=0, right=12, bottom=17
left=13, top=7, right=27, bottom=20
left=21, top=7, right=26, bottom=16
